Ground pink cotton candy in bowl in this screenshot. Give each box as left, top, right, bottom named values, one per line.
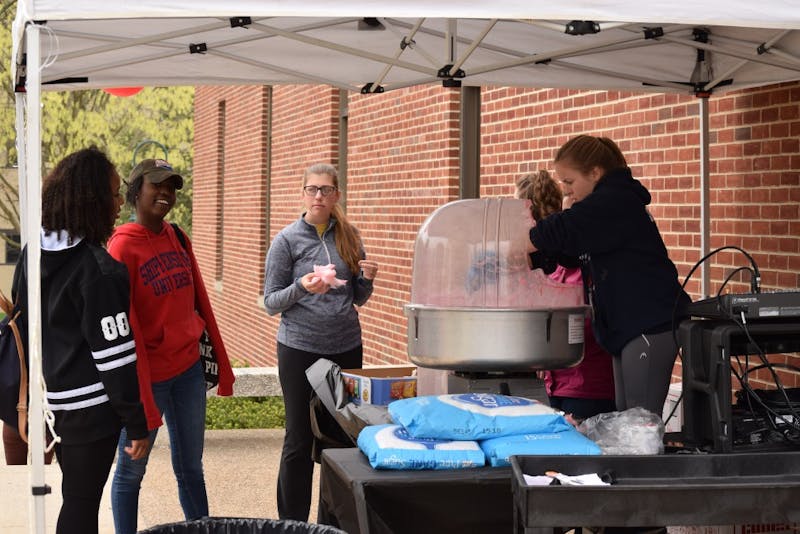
left=313, top=264, right=348, bottom=288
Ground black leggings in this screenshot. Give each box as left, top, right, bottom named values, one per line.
left=614, top=330, right=679, bottom=416
left=276, top=342, right=362, bottom=522
left=54, top=432, right=119, bottom=534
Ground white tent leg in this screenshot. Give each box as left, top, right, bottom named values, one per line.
left=23, top=22, right=49, bottom=534
left=699, top=96, right=710, bottom=297
left=14, top=95, right=27, bottom=244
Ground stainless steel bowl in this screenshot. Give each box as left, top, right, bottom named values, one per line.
left=404, top=304, right=589, bottom=371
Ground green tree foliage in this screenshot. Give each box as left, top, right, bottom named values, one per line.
left=0, top=0, right=20, bottom=248
left=0, top=1, right=16, bottom=167
left=0, top=1, right=195, bottom=243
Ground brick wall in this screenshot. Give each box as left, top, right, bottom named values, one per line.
left=193, top=85, right=272, bottom=366
left=479, top=84, right=800, bottom=390
left=194, top=82, right=800, bottom=388
left=347, top=86, right=462, bottom=364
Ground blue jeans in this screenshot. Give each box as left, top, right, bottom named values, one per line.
left=111, top=359, right=208, bottom=534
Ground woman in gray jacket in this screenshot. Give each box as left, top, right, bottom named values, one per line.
left=263, top=163, right=378, bottom=522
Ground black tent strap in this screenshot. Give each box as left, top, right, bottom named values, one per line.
left=360, top=82, right=384, bottom=94
left=359, top=18, right=385, bottom=31
left=643, top=77, right=733, bottom=94
left=564, top=21, right=600, bottom=36
left=400, top=37, right=415, bottom=50
left=31, top=484, right=51, bottom=496
left=189, top=43, right=208, bottom=54
left=644, top=27, right=665, bottom=40
left=437, top=64, right=465, bottom=79
left=230, top=16, right=252, bottom=28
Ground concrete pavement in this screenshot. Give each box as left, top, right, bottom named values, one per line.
left=1, top=428, right=320, bottom=533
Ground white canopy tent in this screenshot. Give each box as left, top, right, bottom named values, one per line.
left=11, top=3, right=800, bottom=93
left=10, top=2, right=800, bottom=532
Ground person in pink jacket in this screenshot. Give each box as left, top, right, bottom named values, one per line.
left=516, top=170, right=615, bottom=421
left=107, top=159, right=235, bottom=534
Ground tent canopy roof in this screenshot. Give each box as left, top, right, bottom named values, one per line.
left=13, top=1, right=800, bottom=96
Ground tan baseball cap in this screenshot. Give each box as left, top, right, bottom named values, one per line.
left=129, top=158, right=183, bottom=189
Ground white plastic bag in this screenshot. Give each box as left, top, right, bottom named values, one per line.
left=578, top=407, right=665, bottom=455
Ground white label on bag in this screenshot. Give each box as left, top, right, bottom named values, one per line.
left=568, top=314, right=584, bottom=344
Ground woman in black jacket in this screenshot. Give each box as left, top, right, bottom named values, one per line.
left=14, top=147, right=149, bottom=534
left=528, top=135, right=691, bottom=417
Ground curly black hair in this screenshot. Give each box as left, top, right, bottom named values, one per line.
left=41, top=147, right=119, bottom=244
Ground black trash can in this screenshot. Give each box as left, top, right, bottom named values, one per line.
left=138, top=517, right=347, bottom=534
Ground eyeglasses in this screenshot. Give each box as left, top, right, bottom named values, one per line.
left=303, top=185, right=337, bottom=197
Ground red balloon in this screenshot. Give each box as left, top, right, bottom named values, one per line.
left=103, top=87, right=144, bottom=97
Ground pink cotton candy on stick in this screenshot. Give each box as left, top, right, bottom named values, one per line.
left=312, top=264, right=348, bottom=288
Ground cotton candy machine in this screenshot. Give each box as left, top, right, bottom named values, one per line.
left=403, top=198, right=589, bottom=398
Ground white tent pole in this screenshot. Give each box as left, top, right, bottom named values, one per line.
left=704, top=30, right=799, bottom=91
left=383, top=18, right=440, bottom=67
left=547, top=60, right=693, bottom=92
left=251, top=20, right=434, bottom=76
left=386, top=17, right=524, bottom=58
left=45, top=18, right=363, bottom=84
left=447, top=19, right=497, bottom=75
left=662, top=34, right=800, bottom=72
left=370, top=19, right=427, bottom=91
left=14, top=95, right=27, bottom=244
left=520, top=20, right=639, bottom=32
left=24, top=22, right=48, bottom=534
left=446, top=19, right=456, bottom=64
left=208, top=49, right=355, bottom=91
left=699, top=96, right=710, bottom=297
left=55, top=19, right=233, bottom=61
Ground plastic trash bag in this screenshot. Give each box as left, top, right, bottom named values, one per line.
left=305, top=358, right=392, bottom=461
left=578, top=406, right=665, bottom=455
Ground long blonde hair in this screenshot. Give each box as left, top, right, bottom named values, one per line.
left=515, top=170, right=562, bottom=221
left=304, top=163, right=362, bottom=274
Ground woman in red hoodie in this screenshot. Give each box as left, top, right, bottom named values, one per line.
left=107, top=159, right=234, bottom=534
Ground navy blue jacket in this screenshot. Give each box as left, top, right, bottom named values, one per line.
left=14, top=235, right=147, bottom=445
left=529, top=167, right=690, bottom=356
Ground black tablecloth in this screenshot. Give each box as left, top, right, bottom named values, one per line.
left=318, top=448, right=513, bottom=534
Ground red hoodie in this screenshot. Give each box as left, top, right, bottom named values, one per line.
left=544, top=265, right=615, bottom=400
left=108, top=221, right=234, bottom=429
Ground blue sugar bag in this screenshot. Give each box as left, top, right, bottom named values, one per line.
left=388, top=393, right=571, bottom=440
left=357, top=424, right=485, bottom=470
left=480, top=427, right=602, bottom=467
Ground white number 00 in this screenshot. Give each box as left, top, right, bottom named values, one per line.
left=100, top=312, right=131, bottom=341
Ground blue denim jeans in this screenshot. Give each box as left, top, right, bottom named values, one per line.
left=111, top=359, right=208, bottom=534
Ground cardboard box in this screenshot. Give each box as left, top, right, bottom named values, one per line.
left=662, top=381, right=682, bottom=433
left=342, top=366, right=417, bottom=405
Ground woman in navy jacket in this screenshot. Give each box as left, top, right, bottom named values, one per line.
left=528, top=135, right=690, bottom=417
left=14, top=147, right=149, bottom=534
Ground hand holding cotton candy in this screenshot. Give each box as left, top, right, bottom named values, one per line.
left=312, top=263, right=348, bottom=288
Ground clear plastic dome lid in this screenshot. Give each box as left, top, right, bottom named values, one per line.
left=409, top=198, right=584, bottom=308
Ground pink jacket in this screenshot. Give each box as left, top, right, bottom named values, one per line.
left=544, top=266, right=615, bottom=400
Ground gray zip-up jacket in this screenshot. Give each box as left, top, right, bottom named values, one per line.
left=263, top=215, right=373, bottom=354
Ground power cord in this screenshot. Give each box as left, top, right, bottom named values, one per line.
left=727, top=316, right=800, bottom=445
left=664, top=245, right=764, bottom=434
